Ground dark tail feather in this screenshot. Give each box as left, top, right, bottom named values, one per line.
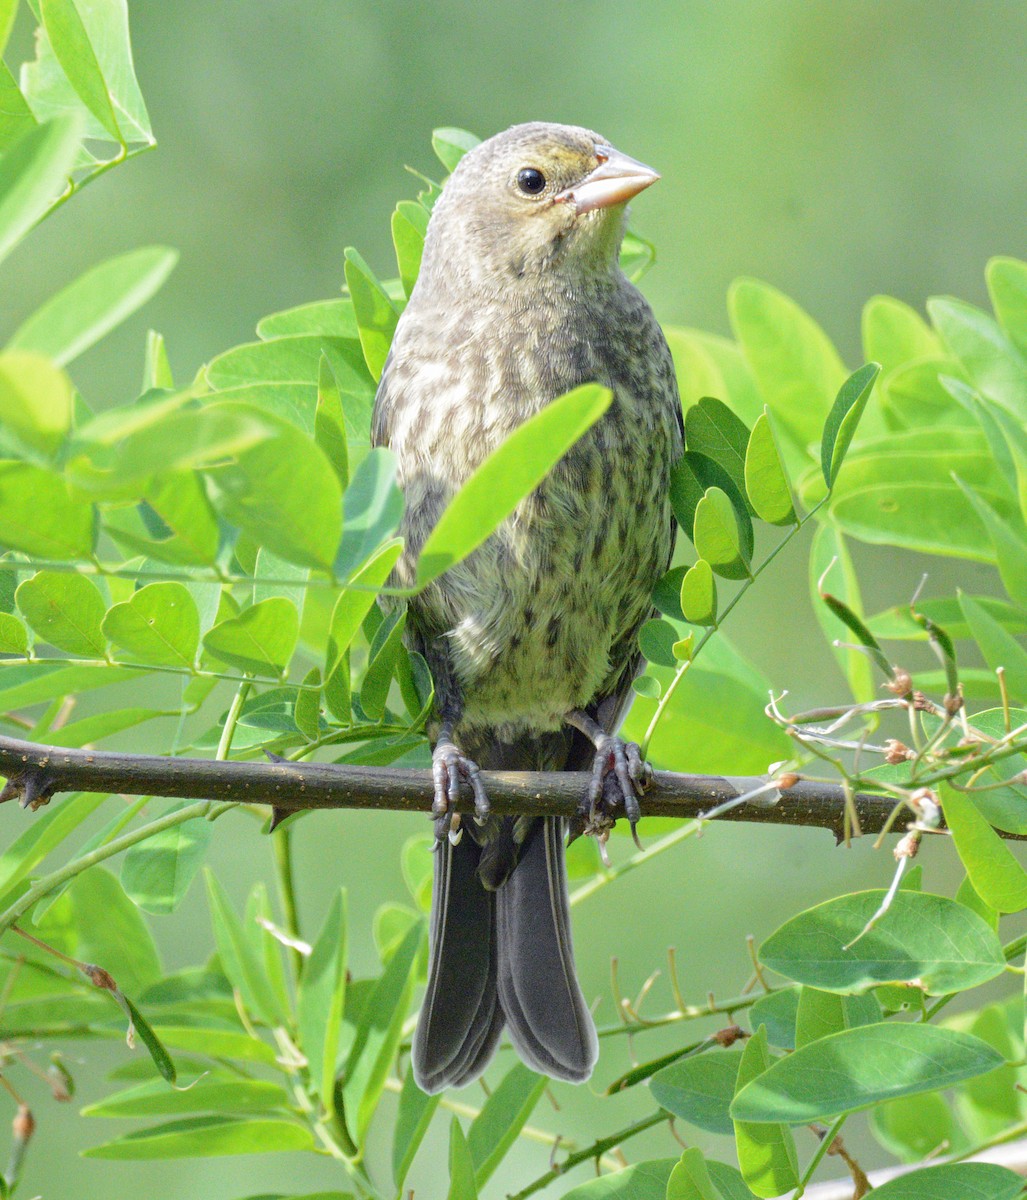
left=411, top=834, right=502, bottom=1094
left=496, top=816, right=598, bottom=1081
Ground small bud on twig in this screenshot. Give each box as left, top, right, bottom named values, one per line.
left=884, top=740, right=914, bottom=764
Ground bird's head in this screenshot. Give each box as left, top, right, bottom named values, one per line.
left=417, top=122, right=659, bottom=299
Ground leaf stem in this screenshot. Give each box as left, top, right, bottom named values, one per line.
left=791, top=1115, right=847, bottom=1198
left=506, top=1108, right=669, bottom=1200
left=0, top=799, right=213, bottom=937
left=641, top=504, right=820, bottom=757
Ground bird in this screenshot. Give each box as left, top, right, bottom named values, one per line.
left=371, top=122, right=683, bottom=1093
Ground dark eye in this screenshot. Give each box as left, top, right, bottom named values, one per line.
left=516, top=167, right=546, bottom=195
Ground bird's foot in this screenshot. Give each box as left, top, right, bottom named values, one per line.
left=431, top=738, right=489, bottom=845
left=577, top=735, right=652, bottom=851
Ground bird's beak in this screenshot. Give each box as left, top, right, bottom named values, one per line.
left=556, top=146, right=660, bottom=214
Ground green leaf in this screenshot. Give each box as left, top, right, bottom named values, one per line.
left=988, top=256, right=1027, bottom=359
left=959, top=592, right=1027, bottom=701
left=941, top=784, right=1027, bottom=914
left=82, top=1075, right=290, bottom=1118
left=40, top=0, right=122, bottom=141
left=692, top=487, right=749, bottom=579
left=0, top=609, right=27, bottom=653
left=619, top=229, right=655, bottom=283
left=864, top=1163, right=1023, bottom=1200
left=344, top=248, right=399, bottom=383
left=203, top=598, right=299, bottom=678
left=102, top=582, right=199, bottom=668
left=204, top=873, right=281, bottom=1027
left=862, top=294, right=941, bottom=377
left=0, top=351, right=73, bottom=454
left=432, top=126, right=479, bottom=172
left=67, top=866, right=162, bottom=994
left=880, top=357, right=974, bottom=431
left=871, top=1091, right=958, bottom=1163
left=820, top=361, right=880, bottom=488
left=759, top=889, right=1005, bottom=994
left=793, top=987, right=882, bottom=1047
left=938, top=708, right=1027, bottom=835
left=102, top=403, right=273, bottom=482
left=342, top=920, right=422, bottom=1146
left=468, top=1063, right=546, bottom=1188
left=638, top=616, right=678, bottom=668
left=147, top=1025, right=277, bottom=1065
left=824, top=429, right=1015, bottom=563
left=22, top=0, right=151, bottom=144
left=392, top=200, right=427, bottom=298
left=684, top=397, right=751, bottom=504
left=958, top=1002, right=1023, bottom=1141
left=82, top=1115, right=314, bottom=1159
left=748, top=988, right=800, bottom=1051
left=0, top=59, right=35, bottom=154
left=208, top=421, right=343, bottom=571
left=122, top=995, right=177, bottom=1083
left=360, top=607, right=406, bottom=719
left=16, top=569, right=105, bottom=655
left=0, top=116, right=81, bottom=267
left=649, top=1048, right=744, bottom=1135
left=670, top=451, right=754, bottom=560
left=121, top=807, right=212, bottom=914
left=731, top=1022, right=1004, bottom=1124
left=315, top=353, right=349, bottom=488
left=956, top=874, right=999, bottom=930
left=257, top=298, right=357, bottom=340
left=0, top=791, right=106, bottom=903
left=392, top=1068, right=440, bottom=1192
left=810, top=524, right=874, bottom=703
left=667, top=325, right=764, bottom=428
left=446, top=1118, right=478, bottom=1200
left=623, top=630, right=790, bottom=775
left=334, top=446, right=403, bottom=578
left=728, top=277, right=847, bottom=469
left=679, top=560, right=717, bottom=625
left=868, top=594, right=1027, bottom=642
left=929, top=295, right=1027, bottom=420
left=110, top=472, right=219, bottom=566
left=652, top=564, right=687, bottom=621
left=44, top=705, right=165, bottom=749
left=326, top=538, right=403, bottom=675
left=666, top=1149, right=722, bottom=1200
left=561, top=1158, right=678, bottom=1199
left=415, top=384, right=612, bottom=585
left=955, top=477, right=1027, bottom=609
left=7, top=246, right=177, bottom=367
left=297, top=889, right=347, bottom=1117
left=819, top=589, right=892, bottom=678
left=733, top=1026, right=799, bottom=1198
left=744, top=410, right=795, bottom=524
left=143, top=329, right=173, bottom=390
left=294, top=666, right=322, bottom=741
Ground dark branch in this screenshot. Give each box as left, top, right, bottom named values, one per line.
left=0, top=733, right=995, bottom=842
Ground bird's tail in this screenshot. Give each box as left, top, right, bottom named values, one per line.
left=411, top=813, right=597, bottom=1093
left=495, top=815, right=598, bottom=1080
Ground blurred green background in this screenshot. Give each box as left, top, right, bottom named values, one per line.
left=3, top=1, right=1027, bottom=1196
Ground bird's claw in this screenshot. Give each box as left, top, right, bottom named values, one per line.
left=577, top=735, right=651, bottom=850
left=431, top=739, right=489, bottom=843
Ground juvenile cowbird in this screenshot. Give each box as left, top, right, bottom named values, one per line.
left=372, top=122, right=683, bottom=1093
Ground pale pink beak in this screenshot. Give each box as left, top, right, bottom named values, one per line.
left=556, top=145, right=660, bottom=214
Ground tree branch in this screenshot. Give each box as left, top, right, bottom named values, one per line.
left=0, top=733, right=1011, bottom=840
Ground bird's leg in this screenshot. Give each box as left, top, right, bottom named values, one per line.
left=431, top=705, right=490, bottom=846
left=565, top=710, right=651, bottom=849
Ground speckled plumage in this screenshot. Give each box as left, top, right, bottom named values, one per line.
left=372, top=123, right=682, bottom=1092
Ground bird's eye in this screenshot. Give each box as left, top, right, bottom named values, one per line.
left=516, top=167, right=546, bottom=195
